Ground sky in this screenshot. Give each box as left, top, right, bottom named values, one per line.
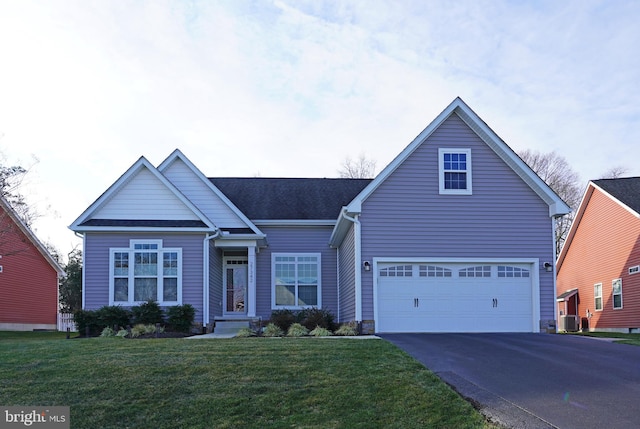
left=1, top=0, right=639, bottom=259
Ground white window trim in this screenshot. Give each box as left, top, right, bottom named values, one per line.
left=612, top=278, right=623, bottom=310
left=594, top=283, right=603, bottom=311
left=439, top=148, right=472, bottom=195
left=109, top=239, right=183, bottom=306
left=271, top=253, right=322, bottom=310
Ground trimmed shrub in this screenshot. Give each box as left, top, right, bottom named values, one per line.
left=100, top=327, right=116, bottom=337
left=236, top=327, right=257, bottom=338
left=166, top=304, right=196, bottom=333
left=335, top=322, right=359, bottom=336
left=287, top=323, right=309, bottom=337
left=130, top=323, right=163, bottom=338
left=131, top=301, right=164, bottom=325
left=309, top=326, right=333, bottom=337
left=298, top=308, right=336, bottom=331
left=270, top=309, right=296, bottom=332
left=116, top=329, right=129, bottom=338
left=97, top=305, right=131, bottom=330
left=73, top=309, right=101, bottom=337
left=263, top=323, right=284, bottom=337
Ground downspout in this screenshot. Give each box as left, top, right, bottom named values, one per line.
left=341, top=209, right=362, bottom=322
left=336, top=248, right=340, bottom=322
left=551, top=215, right=560, bottom=333
left=74, top=232, right=86, bottom=310
left=203, top=229, right=221, bottom=330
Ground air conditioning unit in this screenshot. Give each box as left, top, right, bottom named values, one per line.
left=560, top=315, right=579, bottom=332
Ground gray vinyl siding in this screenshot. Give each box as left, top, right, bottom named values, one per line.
left=338, top=224, right=356, bottom=322
left=360, top=113, right=556, bottom=321
left=255, top=226, right=337, bottom=320
left=208, top=244, right=223, bottom=323
left=83, top=232, right=206, bottom=322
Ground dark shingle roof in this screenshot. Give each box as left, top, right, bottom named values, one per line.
left=210, top=178, right=372, bottom=220
left=592, top=177, right=640, bottom=215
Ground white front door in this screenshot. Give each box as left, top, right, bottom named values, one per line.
left=224, top=259, right=248, bottom=315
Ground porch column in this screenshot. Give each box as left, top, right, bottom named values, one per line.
left=247, top=246, right=257, bottom=317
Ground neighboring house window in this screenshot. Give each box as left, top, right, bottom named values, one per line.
left=439, top=148, right=472, bottom=195
left=594, top=283, right=603, bottom=311
left=272, top=254, right=321, bottom=309
left=612, top=279, right=623, bottom=310
left=110, top=240, right=182, bottom=305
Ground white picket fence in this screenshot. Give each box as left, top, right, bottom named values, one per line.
left=57, top=313, right=77, bottom=332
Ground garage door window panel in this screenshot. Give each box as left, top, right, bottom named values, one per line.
left=497, top=266, right=530, bottom=278
left=459, top=266, right=492, bottom=278
left=420, top=265, right=452, bottom=277
left=380, top=265, right=413, bottom=277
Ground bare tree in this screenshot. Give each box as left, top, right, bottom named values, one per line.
left=0, top=151, right=39, bottom=226
left=338, top=154, right=377, bottom=179
left=518, top=149, right=582, bottom=256
left=599, top=165, right=629, bottom=179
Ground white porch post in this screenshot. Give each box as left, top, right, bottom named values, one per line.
left=247, top=246, right=257, bottom=317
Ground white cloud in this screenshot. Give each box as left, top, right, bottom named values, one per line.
left=1, top=0, right=639, bottom=257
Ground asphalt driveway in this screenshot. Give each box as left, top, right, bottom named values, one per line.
left=382, top=333, right=640, bottom=429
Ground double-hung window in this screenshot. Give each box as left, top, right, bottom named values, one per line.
left=110, top=240, right=182, bottom=305
left=594, top=283, right=603, bottom=311
left=272, top=253, right=321, bottom=309
left=439, top=148, right=472, bottom=195
left=612, top=279, right=623, bottom=309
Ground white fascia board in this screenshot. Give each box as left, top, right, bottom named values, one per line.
left=0, top=197, right=65, bottom=276
left=345, top=97, right=570, bottom=218
left=253, top=219, right=336, bottom=227
left=71, top=226, right=213, bottom=233
left=345, top=101, right=460, bottom=212
left=70, top=156, right=216, bottom=232
left=453, top=105, right=571, bottom=217
left=591, top=181, right=640, bottom=220
left=157, top=149, right=263, bottom=236
left=556, top=183, right=593, bottom=270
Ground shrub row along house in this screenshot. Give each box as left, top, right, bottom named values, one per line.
left=557, top=178, right=640, bottom=333
left=0, top=197, right=64, bottom=330
left=70, top=98, right=570, bottom=334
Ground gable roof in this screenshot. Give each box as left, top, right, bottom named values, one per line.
left=0, top=196, right=64, bottom=276
left=210, top=178, right=372, bottom=221
left=557, top=177, right=640, bottom=270
left=592, top=177, right=640, bottom=215
left=158, top=149, right=263, bottom=235
left=70, top=156, right=216, bottom=232
left=343, top=97, right=571, bottom=217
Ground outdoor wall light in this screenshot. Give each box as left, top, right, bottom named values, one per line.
left=363, top=261, right=371, bottom=271
left=543, top=262, right=553, bottom=272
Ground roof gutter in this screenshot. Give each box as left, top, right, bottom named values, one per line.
left=203, top=228, right=222, bottom=330
left=340, top=209, right=362, bottom=322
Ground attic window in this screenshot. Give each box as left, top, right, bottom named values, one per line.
left=629, top=265, right=639, bottom=275
left=439, top=148, right=472, bottom=195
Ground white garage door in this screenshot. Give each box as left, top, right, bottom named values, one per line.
left=376, top=262, right=535, bottom=333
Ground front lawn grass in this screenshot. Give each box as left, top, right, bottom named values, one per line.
left=0, top=334, right=495, bottom=428
left=572, top=331, right=640, bottom=346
